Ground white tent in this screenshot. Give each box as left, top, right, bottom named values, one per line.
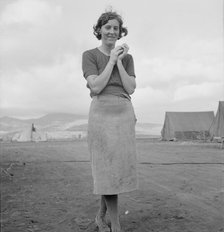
left=161, top=111, right=215, bottom=141
left=12, top=126, right=47, bottom=142
left=209, top=101, right=224, bottom=138
left=12, top=129, right=32, bottom=142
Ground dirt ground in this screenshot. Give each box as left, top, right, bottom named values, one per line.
left=1, top=139, right=224, bottom=232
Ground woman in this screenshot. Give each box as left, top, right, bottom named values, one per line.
left=82, top=11, right=138, bottom=232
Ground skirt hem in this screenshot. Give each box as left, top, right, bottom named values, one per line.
left=93, top=186, right=138, bottom=195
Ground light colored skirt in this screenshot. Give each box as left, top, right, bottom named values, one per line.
left=88, top=95, right=138, bottom=195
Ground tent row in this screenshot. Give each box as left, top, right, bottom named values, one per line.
left=12, top=128, right=47, bottom=142
left=161, top=101, right=224, bottom=141
left=209, top=101, right=224, bottom=138
left=10, top=127, right=87, bottom=142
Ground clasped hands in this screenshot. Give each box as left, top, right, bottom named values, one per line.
left=109, top=43, right=129, bottom=65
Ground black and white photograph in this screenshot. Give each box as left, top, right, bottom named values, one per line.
left=0, top=0, right=223, bottom=231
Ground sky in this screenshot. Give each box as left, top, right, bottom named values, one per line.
left=0, top=0, right=223, bottom=123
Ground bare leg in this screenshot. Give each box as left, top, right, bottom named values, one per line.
left=96, top=195, right=110, bottom=232
left=104, top=195, right=121, bottom=232
left=98, top=195, right=107, bottom=218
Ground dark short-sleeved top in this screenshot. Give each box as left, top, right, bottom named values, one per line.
left=82, top=48, right=136, bottom=99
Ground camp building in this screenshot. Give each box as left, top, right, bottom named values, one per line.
left=161, top=111, right=215, bottom=141
left=209, top=101, right=224, bottom=138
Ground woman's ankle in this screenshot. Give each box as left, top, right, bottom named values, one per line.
left=97, top=211, right=106, bottom=220
left=111, top=222, right=121, bottom=232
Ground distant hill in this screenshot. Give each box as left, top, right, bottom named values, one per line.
left=0, top=116, right=24, bottom=123
left=136, top=122, right=162, bottom=136
left=25, top=113, right=87, bottom=126
left=136, top=122, right=162, bottom=129
left=66, top=123, right=88, bottom=131
left=0, top=113, right=162, bottom=138
left=0, top=113, right=88, bottom=134
left=67, top=122, right=162, bottom=136
left=0, top=116, right=30, bottom=132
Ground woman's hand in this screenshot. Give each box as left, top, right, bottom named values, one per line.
left=109, top=46, right=124, bottom=65
left=117, top=43, right=129, bottom=61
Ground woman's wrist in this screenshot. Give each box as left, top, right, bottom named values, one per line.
left=108, top=59, right=116, bottom=66
left=117, top=59, right=122, bottom=66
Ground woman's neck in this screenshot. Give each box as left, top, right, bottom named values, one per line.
left=99, top=44, right=115, bottom=56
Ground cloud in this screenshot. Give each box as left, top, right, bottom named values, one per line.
left=133, top=87, right=168, bottom=105
left=0, top=0, right=62, bottom=26
left=0, top=54, right=90, bottom=114
left=135, top=37, right=223, bottom=89
left=173, top=82, right=224, bottom=102
left=0, top=0, right=79, bottom=69
left=0, top=0, right=222, bottom=122
left=132, top=87, right=170, bottom=122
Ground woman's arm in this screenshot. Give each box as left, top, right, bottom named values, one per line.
left=86, top=61, right=114, bottom=94
left=86, top=46, right=123, bottom=94
left=116, top=44, right=136, bottom=95
left=117, top=60, right=136, bottom=95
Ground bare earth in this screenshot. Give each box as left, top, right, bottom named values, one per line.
left=1, top=139, right=224, bottom=232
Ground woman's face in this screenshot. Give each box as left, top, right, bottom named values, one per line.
left=100, top=19, right=120, bottom=47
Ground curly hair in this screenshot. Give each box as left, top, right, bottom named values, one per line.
left=93, top=11, right=128, bottom=40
